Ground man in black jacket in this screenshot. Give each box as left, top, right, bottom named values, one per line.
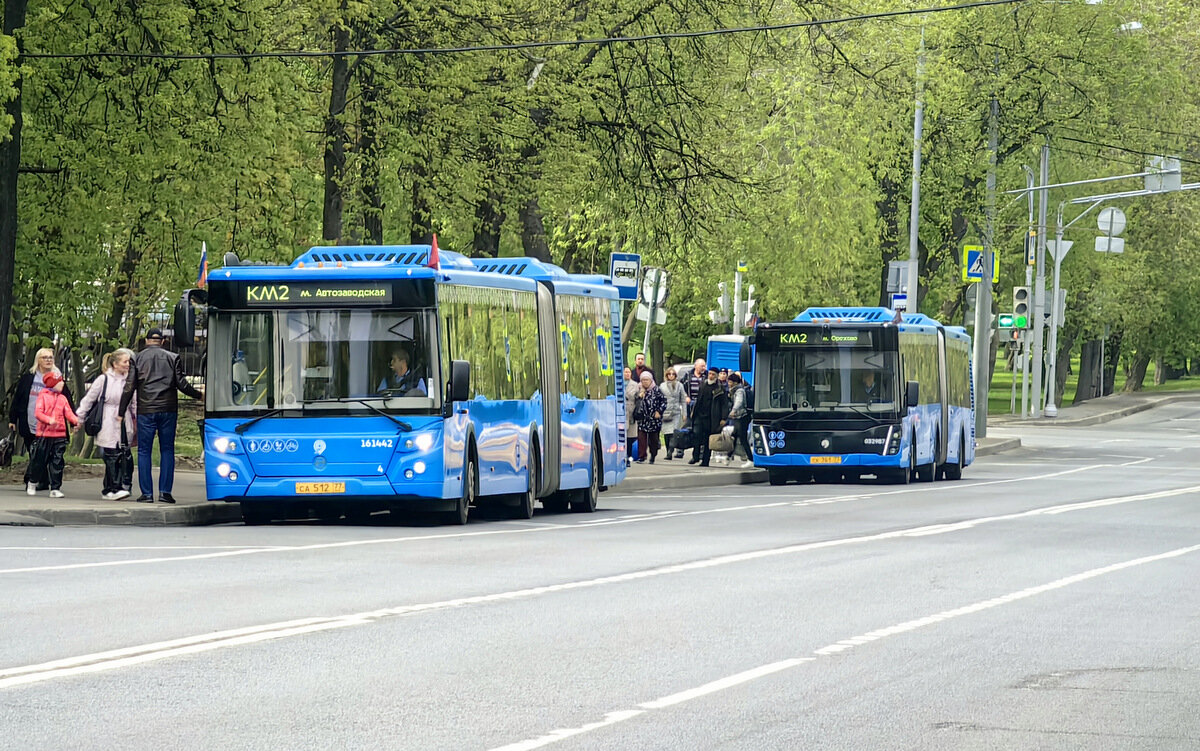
left=118, top=328, right=204, bottom=503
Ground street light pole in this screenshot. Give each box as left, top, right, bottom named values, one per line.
left=973, top=80, right=998, bottom=439
left=1044, top=202, right=1067, bottom=417
left=906, top=28, right=926, bottom=313
left=1030, top=141, right=1049, bottom=417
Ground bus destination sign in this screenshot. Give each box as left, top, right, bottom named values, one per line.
left=768, top=328, right=873, bottom=347
left=244, top=282, right=393, bottom=306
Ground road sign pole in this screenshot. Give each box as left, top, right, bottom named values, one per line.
left=733, top=262, right=743, bottom=336
left=643, top=269, right=664, bottom=354
left=1045, top=204, right=1068, bottom=417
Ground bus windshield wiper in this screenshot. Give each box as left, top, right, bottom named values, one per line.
left=234, top=408, right=287, bottom=434
left=303, top=397, right=412, bottom=432
left=766, top=411, right=811, bottom=428
left=836, top=404, right=889, bottom=424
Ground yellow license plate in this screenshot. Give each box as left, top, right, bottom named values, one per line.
left=296, top=481, right=345, bottom=494
left=809, top=456, right=842, bottom=465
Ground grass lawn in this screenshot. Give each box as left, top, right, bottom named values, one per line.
left=987, top=357, right=1200, bottom=416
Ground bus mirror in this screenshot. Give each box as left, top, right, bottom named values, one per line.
left=449, top=360, right=470, bottom=403
left=906, top=381, right=919, bottom=408
left=739, top=341, right=752, bottom=372
left=174, top=297, right=195, bottom=348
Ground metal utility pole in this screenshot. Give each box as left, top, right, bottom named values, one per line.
left=972, top=78, right=998, bottom=438
left=1021, top=166, right=1034, bottom=419
left=1030, top=141, right=1049, bottom=418
left=906, top=28, right=926, bottom=312
left=733, top=261, right=744, bottom=335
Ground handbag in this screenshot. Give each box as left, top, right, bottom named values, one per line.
left=0, top=434, right=13, bottom=468
left=709, top=432, right=734, bottom=453
left=84, top=376, right=107, bottom=437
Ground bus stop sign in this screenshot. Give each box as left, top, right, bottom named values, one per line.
left=610, top=253, right=641, bottom=300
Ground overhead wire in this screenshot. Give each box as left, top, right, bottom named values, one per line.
left=22, top=0, right=1023, bottom=62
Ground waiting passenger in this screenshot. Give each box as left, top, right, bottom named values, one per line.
left=378, top=348, right=427, bottom=397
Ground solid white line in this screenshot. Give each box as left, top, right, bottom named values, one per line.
left=0, top=461, right=1157, bottom=576
left=487, top=542, right=1200, bottom=751
left=4, top=482, right=1198, bottom=690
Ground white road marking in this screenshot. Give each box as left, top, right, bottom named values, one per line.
left=488, top=542, right=1200, bottom=750
left=4, top=484, right=1198, bottom=690
left=0, top=461, right=1159, bottom=575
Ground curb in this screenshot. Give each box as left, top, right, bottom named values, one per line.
left=3, top=502, right=243, bottom=527
left=991, top=393, right=1200, bottom=428
left=976, top=438, right=1021, bottom=456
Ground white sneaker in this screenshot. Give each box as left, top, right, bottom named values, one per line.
left=49, top=489, right=65, bottom=499
left=101, top=491, right=115, bottom=500
left=26, top=483, right=36, bottom=496
left=740, top=461, right=754, bottom=468
left=111, top=489, right=131, bottom=501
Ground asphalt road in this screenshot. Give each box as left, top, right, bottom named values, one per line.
left=3, top=404, right=1200, bottom=749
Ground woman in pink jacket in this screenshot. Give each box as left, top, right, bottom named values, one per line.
left=77, top=348, right=138, bottom=500
left=29, top=370, right=79, bottom=498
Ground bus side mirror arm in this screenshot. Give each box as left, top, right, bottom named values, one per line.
left=906, top=381, right=919, bottom=409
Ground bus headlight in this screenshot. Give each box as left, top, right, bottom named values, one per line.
left=217, top=462, right=231, bottom=477
left=214, top=437, right=237, bottom=453
left=415, top=434, right=434, bottom=451
left=413, top=461, right=426, bottom=474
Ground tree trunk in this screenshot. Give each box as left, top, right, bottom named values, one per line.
left=1052, top=330, right=1076, bottom=408
left=1074, top=339, right=1102, bottom=404
left=1124, top=352, right=1150, bottom=392
left=0, top=0, right=28, bottom=395
left=409, top=158, right=433, bottom=244
left=1103, top=331, right=1121, bottom=396
left=359, top=66, right=383, bottom=245
left=472, top=188, right=504, bottom=258
left=875, top=175, right=901, bottom=306
left=322, top=11, right=351, bottom=244
left=519, top=197, right=552, bottom=263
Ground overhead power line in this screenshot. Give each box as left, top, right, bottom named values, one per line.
left=24, top=0, right=1022, bottom=62
left=1053, top=134, right=1200, bottom=168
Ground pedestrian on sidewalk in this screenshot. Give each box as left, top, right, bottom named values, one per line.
left=659, top=367, right=687, bottom=460
left=77, top=349, right=138, bottom=500
left=633, top=351, right=655, bottom=382
left=119, top=328, right=204, bottom=504
left=727, top=373, right=752, bottom=467
left=681, top=358, right=707, bottom=462
left=29, top=370, right=79, bottom=498
left=635, top=372, right=666, bottom=464
left=7, top=348, right=74, bottom=492
left=692, top=368, right=729, bottom=467
left=623, top=366, right=640, bottom=464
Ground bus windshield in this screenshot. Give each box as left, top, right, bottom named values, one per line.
left=208, top=309, right=437, bottom=413
left=756, top=346, right=898, bottom=414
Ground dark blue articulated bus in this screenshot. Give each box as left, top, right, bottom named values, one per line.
left=176, top=244, right=627, bottom=524
left=742, top=307, right=974, bottom=485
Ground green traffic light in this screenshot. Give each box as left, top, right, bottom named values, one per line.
left=1015, top=314, right=1029, bottom=328
left=998, top=314, right=1014, bottom=328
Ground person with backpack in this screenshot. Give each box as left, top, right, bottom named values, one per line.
left=7, top=348, right=74, bottom=492
left=727, top=373, right=752, bottom=467
left=77, top=349, right=138, bottom=500
left=28, top=370, right=79, bottom=498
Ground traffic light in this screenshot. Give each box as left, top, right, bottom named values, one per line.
left=1012, top=286, right=1031, bottom=328
left=997, top=313, right=1014, bottom=329
left=709, top=282, right=730, bottom=324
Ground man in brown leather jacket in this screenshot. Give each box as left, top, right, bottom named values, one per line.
left=118, top=328, right=204, bottom=503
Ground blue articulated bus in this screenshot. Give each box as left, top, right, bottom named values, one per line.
left=741, top=307, right=974, bottom=485
left=178, top=244, right=627, bottom=524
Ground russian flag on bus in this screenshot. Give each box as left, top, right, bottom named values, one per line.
left=196, top=242, right=208, bottom=288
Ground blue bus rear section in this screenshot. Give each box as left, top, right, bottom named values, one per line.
left=706, top=335, right=753, bottom=386
left=198, top=244, right=626, bottom=523
left=747, top=307, right=973, bottom=484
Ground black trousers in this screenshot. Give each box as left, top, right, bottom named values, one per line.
left=102, top=446, right=134, bottom=494
left=28, top=437, right=67, bottom=490
left=730, top=416, right=751, bottom=459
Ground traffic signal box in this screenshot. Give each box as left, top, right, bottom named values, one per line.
left=1012, top=286, right=1031, bottom=328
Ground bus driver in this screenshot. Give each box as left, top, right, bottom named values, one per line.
left=378, top=347, right=428, bottom=397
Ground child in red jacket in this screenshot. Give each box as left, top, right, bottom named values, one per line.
left=28, top=370, right=79, bottom=498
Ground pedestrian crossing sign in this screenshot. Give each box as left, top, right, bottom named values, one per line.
left=962, top=245, right=998, bottom=283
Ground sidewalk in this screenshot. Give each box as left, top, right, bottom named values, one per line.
left=988, top=389, right=1200, bottom=428
left=0, top=435, right=1021, bottom=527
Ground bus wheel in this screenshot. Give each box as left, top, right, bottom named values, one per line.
left=514, top=452, right=537, bottom=520
left=768, top=470, right=788, bottom=486
left=570, top=444, right=601, bottom=513
left=543, top=493, right=570, bottom=513
left=448, top=456, right=475, bottom=525
left=942, top=439, right=964, bottom=481
left=916, top=461, right=936, bottom=482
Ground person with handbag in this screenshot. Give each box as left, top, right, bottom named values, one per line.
left=77, top=348, right=138, bottom=500
left=28, top=370, right=79, bottom=498
left=658, top=367, right=688, bottom=461
left=635, top=371, right=667, bottom=464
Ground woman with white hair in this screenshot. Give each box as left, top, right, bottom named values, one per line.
left=6, top=348, right=73, bottom=491
left=635, top=371, right=667, bottom=464
left=77, top=349, right=138, bottom=500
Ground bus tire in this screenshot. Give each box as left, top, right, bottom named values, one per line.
left=768, top=470, right=788, bottom=486
left=942, top=438, right=964, bottom=481
left=543, top=492, right=570, bottom=513
left=448, top=453, right=475, bottom=525
left=916, top=461, right=936, bottom=482
left=514, top=451, right=537, bottom=520
left=570, top=443, right=601, bottom=513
